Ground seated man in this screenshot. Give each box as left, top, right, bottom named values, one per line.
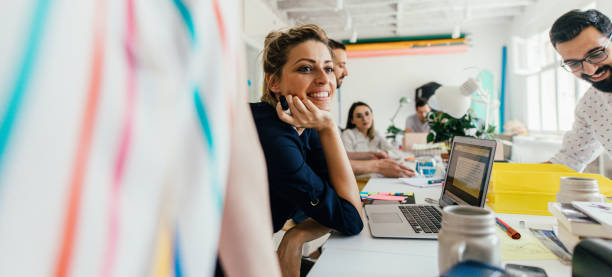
left=405, top=98, right=431, bottom=133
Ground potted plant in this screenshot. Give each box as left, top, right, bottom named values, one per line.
left=426, top=110, right=495, bottom=144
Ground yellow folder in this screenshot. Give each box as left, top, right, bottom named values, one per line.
left=487, top=163, right=612, bottom=215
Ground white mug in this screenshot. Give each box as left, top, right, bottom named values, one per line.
left=557, top=177, right=606, bottom=203
left=438, top=205, right=501, bottom=274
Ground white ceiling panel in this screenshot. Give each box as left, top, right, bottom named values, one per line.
left=267, top=0, right=537, bottom=40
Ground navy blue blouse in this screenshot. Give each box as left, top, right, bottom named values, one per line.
left=250, top=102, right=363, bottom=235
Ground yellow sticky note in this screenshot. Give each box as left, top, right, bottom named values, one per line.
left=496, top=228, right=557, bottom=261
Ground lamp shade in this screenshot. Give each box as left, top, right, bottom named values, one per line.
left=428, top=85, right=472, bottom=118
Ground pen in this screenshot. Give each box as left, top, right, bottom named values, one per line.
left=496, top=217, right=521, bottom=239
left=427, top=179, right=444, bottom=184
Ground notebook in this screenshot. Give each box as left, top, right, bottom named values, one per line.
left=364, top=136, right=497, bottom=239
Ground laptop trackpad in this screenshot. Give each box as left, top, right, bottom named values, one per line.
left=370, top=213, right=402, bottom=223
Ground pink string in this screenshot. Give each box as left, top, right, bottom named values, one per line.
left=100, top=0, right=136, bottom=276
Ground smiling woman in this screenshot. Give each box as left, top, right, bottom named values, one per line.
left=250, top=24, right=363, bottom=277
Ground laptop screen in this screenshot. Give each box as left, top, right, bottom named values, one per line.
left=441, top=139, right=494, bottom=207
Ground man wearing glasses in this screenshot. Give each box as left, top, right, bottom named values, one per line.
left=548, top=9, right=612, bottom=171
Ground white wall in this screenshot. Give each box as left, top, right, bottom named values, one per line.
left=333, top=24, right=510, bottom=135
left=242, top=0, right=289, bottom=102
left=242, top=0, right=288, bottom=49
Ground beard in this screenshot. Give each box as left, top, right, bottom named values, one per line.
left=582, top=65, right=612, bottom=92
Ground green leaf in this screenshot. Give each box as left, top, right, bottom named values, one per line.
left=427, top=132, right=435, bottom=143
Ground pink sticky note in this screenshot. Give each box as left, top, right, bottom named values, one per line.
left=367, top=194, right=406, bottom=201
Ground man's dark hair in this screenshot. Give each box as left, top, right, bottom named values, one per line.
left=415, top=98, right=428, bottom=109
left=550, top=9, right=612, bottom=47
left=328, top=39, right=346, bottom=50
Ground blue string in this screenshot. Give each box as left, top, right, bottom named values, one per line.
left=193, top=89, right=223, bottom=212
left=169, top=2, right=220, bottom=209
left=170, top=3, right=224, bottom=275
left=192, top=88, right=214, bottom=152
left=173, top=231, right=183, bottom=277
left=499, top=46, right=507, bottom=133
left=0, top=0, right=52, bottom=184
left=171, top=0, right=195, bottom=43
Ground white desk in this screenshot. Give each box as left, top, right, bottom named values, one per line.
left=308, top=178, right=571, bottom=277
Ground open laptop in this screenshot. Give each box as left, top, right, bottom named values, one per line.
left=365, top=136, right=497, bottom=239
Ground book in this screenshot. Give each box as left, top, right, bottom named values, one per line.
left=548, top=202, right=612, bottom=239
left=555, top=223, right=582, bottom=253
left=572, top=201, right=612, bottom=233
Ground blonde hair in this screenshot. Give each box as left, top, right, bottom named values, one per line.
left=261, top=24, right=332, bottom=106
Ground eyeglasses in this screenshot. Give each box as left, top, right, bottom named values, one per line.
left=561, top=32, right=612, bottom=72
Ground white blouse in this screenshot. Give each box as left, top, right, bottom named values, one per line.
left=341, top=128, right=395, bottom=153
left=551, top=86, right=612, bottom=172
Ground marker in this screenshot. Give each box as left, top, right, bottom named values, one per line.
left=496, top=217, right=521, bottom=239
left=360, top=192, right=413, bottom=198
left=427, top=179, right=444, bottom=184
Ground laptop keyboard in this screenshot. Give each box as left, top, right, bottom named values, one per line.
left=398, top=205, right=442, bottom=234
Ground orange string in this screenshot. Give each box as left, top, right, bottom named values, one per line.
left=54, top=1, right=106, bottom=276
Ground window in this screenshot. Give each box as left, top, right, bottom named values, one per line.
left=514, top=30, right=591, bottom=132
left=513, top=2, right=596, bottom=133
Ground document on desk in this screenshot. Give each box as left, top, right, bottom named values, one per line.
left=399, top=176, right=442, bottom=188
left=496, top=228, right=557, bottom=261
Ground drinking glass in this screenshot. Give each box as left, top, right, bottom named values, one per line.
left=416, top=157, right=436, bottom=177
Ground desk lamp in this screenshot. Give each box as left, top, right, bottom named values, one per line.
left=428, top=77, right=498, bottom=128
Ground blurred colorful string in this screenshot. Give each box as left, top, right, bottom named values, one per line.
left=0, top=0, right=51, bottom=189
left=172, top=0, right=195, bottom=42
left=54, top=0, right=107, bottom=276
left=212, top=0, right=227, bottom=50
left=152, top=220, right=172, bottom=277
left=100, top=0, right=136, bottom=276
left=173, top=231, right=184, bottom=277
left=165, top=0, right=231, bottom=275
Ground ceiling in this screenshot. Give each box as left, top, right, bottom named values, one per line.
left=266, top=0, right=538, bottom=41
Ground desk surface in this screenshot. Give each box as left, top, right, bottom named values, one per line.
left=308, top=178, right=571, bottom=277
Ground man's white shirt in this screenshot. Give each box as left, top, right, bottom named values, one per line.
left=551, top=86, right=612, bottom=171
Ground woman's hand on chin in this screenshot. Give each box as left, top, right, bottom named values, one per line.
left=276, top=95, right=334, bottom=132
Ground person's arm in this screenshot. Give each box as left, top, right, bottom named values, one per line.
left=276, top=219, right=330, bottom=277
left=549, top=105, right=602, bottom=172
left=218, top=90, right=281, bottom=277
left=277, top=95, right=363, bottom=220
left=346, top=151, right=388, bottom=160
left=317, top=125, right=363, bottom=216
left=350, top=159, right=414, bottom=177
